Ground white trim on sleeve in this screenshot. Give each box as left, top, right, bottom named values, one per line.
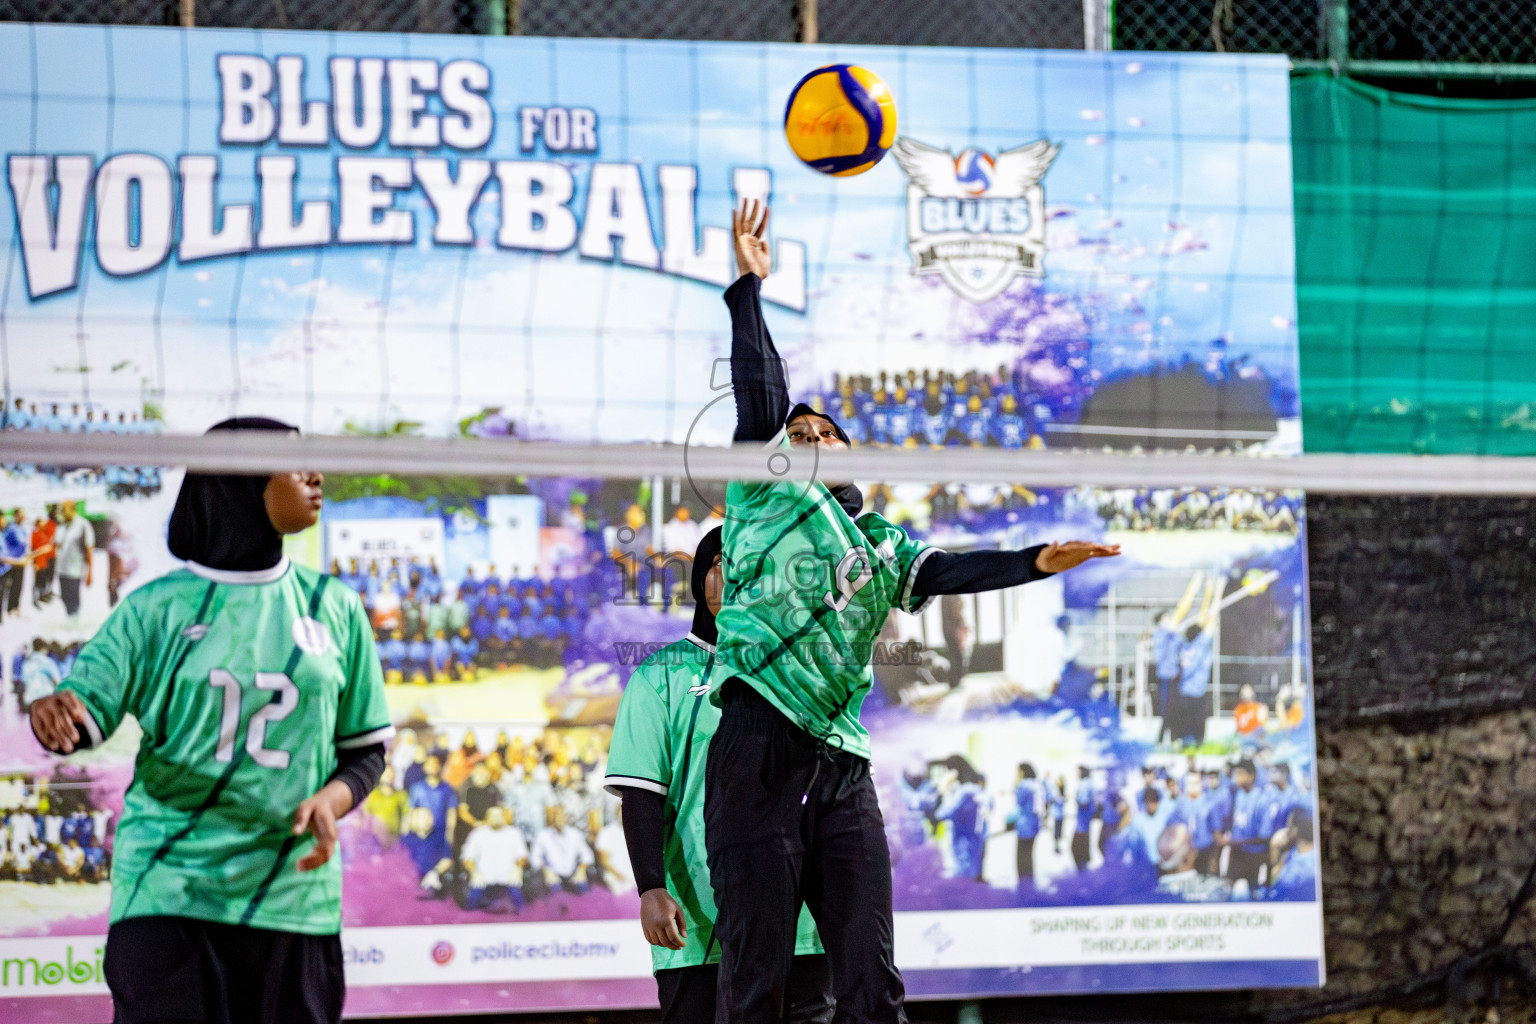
left=602, top=775, right=668, bottom=799
left=77, top=704, right=105, bottom=749
left=336, top=725, right=397, bottom=750
left=900, top=545, right=942, bottom=616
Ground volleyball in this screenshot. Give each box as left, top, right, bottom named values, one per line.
left=783, top=64, right=898, bottom=177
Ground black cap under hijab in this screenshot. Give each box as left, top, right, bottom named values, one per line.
left=168, top=417, right=298, bottom=572
left=689, top=526, right=723, bottom=646
left=783, top=402, right=862, bottom=517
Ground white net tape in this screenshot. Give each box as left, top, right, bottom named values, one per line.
left=4, top=431, right=1533, bottom=495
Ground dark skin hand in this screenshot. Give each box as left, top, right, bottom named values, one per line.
left=1034, top=541, right=1121, bottom=573
left=30, top=690, right=91, bottom=754
left=640, top=887, right=687, bottom=950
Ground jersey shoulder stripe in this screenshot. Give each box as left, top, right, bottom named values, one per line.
left=338, top=725, right=395, bottom=749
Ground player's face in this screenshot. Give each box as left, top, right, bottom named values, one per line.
left=265, top=471, right=324, bottom=534
left=786, top=414, right=846, bottom=450
left=704, top=554, right=724, bottom=616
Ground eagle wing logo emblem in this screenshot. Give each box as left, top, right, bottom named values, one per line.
left=892, top=137, right=1059, bottom=303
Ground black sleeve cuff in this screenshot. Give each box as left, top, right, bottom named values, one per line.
left=328, top=742, right=387, bottom=815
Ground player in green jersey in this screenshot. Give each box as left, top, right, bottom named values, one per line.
left=605, top=526, right=833, bottom=1024
left=705, top=202, right=1118, bottom=1024
left=28, top=417, right=394, bottom=1024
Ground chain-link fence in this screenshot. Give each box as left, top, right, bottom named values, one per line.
left=1112, top=0, right=1536, bottom=66
left=0, top=0, right=1090, bottom=43
left=1114, top=0, right=1324, bottom=57
left=1, top=0, right=1532, bottom=67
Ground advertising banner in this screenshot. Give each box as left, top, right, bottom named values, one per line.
left=0, top=22, right=1317, bottom=1021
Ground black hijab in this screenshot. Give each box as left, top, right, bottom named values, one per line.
left=168, top=417, right=297, bottom=572
left=783, top=402, right=863, bottom=517
left=689, top=526, right=723, bottom=646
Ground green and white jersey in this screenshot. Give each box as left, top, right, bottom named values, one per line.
left=709, top=463, right=933, bottom=761
left=604, top=634, right=823, bottom=972
left=59, top=557, right=393, bottom=935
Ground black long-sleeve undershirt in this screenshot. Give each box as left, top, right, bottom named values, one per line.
left=618, top=787, right=668, bottom=894
left=725, top=273, right=789, bottom=444
left=328, top=743, right=387, bottom=815
left=912, top=544, right=1053, bottom=596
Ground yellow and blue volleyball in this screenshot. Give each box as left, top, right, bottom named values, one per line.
left=783, top=64, right=898, bottom=177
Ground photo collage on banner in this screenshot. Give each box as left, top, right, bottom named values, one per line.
left=0, top=23, right=1316, bottom=1019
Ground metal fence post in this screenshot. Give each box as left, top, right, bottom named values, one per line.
left=798, top=0, right=817, bottom=44
left=1322, top=0, right=1349, bottom=71
left=1083, top=0, right=1110, bottom=50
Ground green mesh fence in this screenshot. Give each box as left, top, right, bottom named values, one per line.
left=1293, top=72, right=1536, bottom=456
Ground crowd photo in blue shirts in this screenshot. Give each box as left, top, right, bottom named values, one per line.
left=891, top=746, right=1316, bottom=906
left=3, top=396, right=164, bottom=496
left=333, top=556, right=593, bottom=682
left=811, top=366, right=1054, bottom=450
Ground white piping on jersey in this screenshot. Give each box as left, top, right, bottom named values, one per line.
left=684, top=632, right=716, bottom=654
left=78, top=705, right=105, bottom=749
left=185, top=557, right=291, bottom=585
left=602, top=775, right=667, bottom=799
left=901, top=545, right=941, bottom=616
left=337, top=725, right=397, bottom=750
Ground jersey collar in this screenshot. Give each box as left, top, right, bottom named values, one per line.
left=684, top=631, right=716, bottom=654
left=185, top=557, right=291, bottom=584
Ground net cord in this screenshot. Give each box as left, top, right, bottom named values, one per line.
left=4, top=431, right=1535, bottom=494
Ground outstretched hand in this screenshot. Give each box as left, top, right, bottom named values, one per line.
left=1035, top=541, right=1121, bottom=574
left=30, top=691, right=91, bottom=754
left=733, top=200, right=771, bottom=280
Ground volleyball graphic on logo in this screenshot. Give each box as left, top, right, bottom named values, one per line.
left=953, top=148, right=996, bottom=195
left=431, top=941, right=455, bottom=966
left=783, top=64, right=898, bottom=177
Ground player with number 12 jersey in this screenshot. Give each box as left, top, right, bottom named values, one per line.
left=29, top=417, right=393, bottom=1024
left=62, top=550, right=390, bottom=931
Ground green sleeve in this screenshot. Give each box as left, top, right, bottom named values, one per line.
left=604, top=661, right=672, bottom=796
left=335, top=590, right=394, bottom=750
left=58, top=598, right=146, bottom=746
left=865, top=514, right=936, bottom=615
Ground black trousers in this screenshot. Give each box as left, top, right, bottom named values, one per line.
left=1015, top=833, right=1035, bottom=885
left=33, top=561, right=54, bottom=604
left=705, top=679, right=906, bottom=1024
left=0, top=568, right=21, bottom=619
left=657, top=955, right=835, bottom=1024
left=104, top=915, right=344, bottom=1024
left=1227, top=847, right=1267, bottom=888
left=60, top=574, right=83, bottom=616
left=1070, top=830, right=1091, bottom=871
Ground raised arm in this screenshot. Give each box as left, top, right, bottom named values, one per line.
left=912, top=541, right=1120, bottom=597
left=726, top=200, right=789, bottom=443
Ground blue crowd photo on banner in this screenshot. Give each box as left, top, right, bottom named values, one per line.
left=0, top=22, right=1319, bottom=1021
